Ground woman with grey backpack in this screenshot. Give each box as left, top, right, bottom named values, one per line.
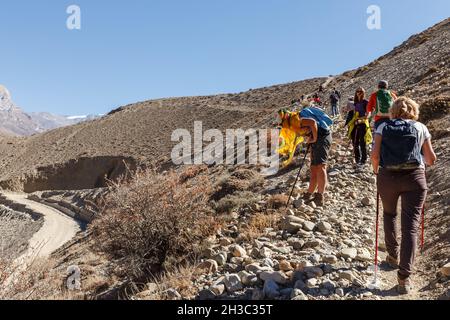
left=371, top=97, right=437, bottom=294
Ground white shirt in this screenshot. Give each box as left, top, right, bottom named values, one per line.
left=376, top=119, right=431, bottom=168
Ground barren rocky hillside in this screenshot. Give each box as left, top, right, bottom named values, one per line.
left=0, top=20, right=448, bottom=193
left=0, top=18, right=448, bottom=300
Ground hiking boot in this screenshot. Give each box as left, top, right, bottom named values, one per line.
left=397, top=275, right=413, bottom=295
left=313, top=193, right=325, bottom=207
left=302, top=192, right=314, bottom=202
left=385, top=255, right=399, bottom=269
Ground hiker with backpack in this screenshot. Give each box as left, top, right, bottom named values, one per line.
left=367, top=80, right=398, bottom=130
left=298, top=107, right=333, bottom=207
left=330, top=90, right=340, bottom=117
left=347, top=87, right=371, bottom=168
left=371, top=97, right=437, bottom=294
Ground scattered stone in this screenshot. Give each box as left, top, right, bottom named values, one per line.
left=210, top=284, right=225, bottom=296
left=213, top=253, right=227, bottom=266
left=317, top=221, right=332, bottom=232
left=441, top=263, right=450, bottom=277
left=259, top=247, right=273, bottom=258
left=281, top=216, right=304, bottom=234
left=239, top=271, right=258, bottom=287
left=339, top=270, right=354, bottom=282
left=291, top=239, right=305, bottom=250
left=303, top=221, right=316, bottom=232
left=336, top=288, right=345, bottom=297
left=306, top=278, right=318, bottom=288
left=340, top=248, right=358, bottom=259
left=303, top=239, right=323, bottom=249
left=291, top=289, right=308, bottom=300
left=356, top=248, right=372, bottom=262
left=260, top=271, right=289, bottom=285
left=230, top=256, right=244, bottom=264
left=322, top=280, right=336, bottom=291
left=293, top=199, right=303, bottom=209
left=304, top=267, right=324, bottom=278
left=245, top=263, right=266, bottom=274
left=323, top=255, right=338, bottom=264
left=220, top=238, right=233, bottom=246
left=164, top=288, right=182, bottom=300
left=361, top=197, right=372, bottom=207
left=198, top=289, right=216, bottom=300
left=231, top=245, right=247, bottom=257
left=198, top=259, right=219, bottom=273
left=279, top=260, right=294, bottom=272
left=262, top=258, right=275, bottom=268
left=223, top=274, right=243, bottom=293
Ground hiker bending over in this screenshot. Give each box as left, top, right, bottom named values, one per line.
left=367, top=80, right=397, bottom=130
left=371, top=97, right=437, bottom=294
left=348, top=87, right=371, bottom=168
left=298, top=107, right=333, bottom=207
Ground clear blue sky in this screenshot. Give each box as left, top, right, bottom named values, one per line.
left=0, top=0, right=448, bottom=115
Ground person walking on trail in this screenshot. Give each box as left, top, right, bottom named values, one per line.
left=367, top=80, right=398, bottom=130
left=348, top=87, right=371, bottom=168
left=313, top=93, right=321, bottom=106
left=298, top=107, right=333, bottom=207
left=330, top=89, right=341, bottom=117
left=371, top=97, right=437, bottom=294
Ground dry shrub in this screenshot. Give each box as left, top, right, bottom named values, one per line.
left=90, top=168, right=221, bottom=281
left=212, top=168, right=264, bottom=201
left=0, top=257, right=52, bottom=300
left=178, top=165, right=208, bottom=183
left=215, top=191, right=260, bottom=214
left=267, top=194, right=289, bottom=209
left=239, top=212, right=281, bottom=241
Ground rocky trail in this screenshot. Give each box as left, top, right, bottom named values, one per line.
left=180, top=118, right=445, bottom=301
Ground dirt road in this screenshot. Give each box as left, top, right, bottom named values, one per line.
left=1, top=192, right=81, bottom=262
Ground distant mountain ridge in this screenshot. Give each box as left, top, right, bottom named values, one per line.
left=0, top=85, right=100, bottom=136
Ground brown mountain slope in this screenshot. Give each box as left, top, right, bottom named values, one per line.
left=0, top=18, right=449, bottom=192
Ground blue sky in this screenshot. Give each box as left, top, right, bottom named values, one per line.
left=0, top=0, right=448, bottom=115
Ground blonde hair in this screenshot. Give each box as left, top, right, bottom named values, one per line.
left=390, top=96, right=420, bottom=120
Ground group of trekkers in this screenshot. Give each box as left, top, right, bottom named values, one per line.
left=284, top=80, right=437, bottom=294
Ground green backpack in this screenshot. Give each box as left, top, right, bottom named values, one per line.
left=376, top=89, right=394, bottom=117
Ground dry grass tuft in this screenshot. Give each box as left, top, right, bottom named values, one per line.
left=267, top=194, right=289, bottom=209
left=239, top=212, right=281, bottom=241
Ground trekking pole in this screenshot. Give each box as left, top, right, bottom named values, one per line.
left=420, top=169, right=427, bottom=254
left=368, top=189, right=382, bottom=290
left=286, top=144, right=311, bottom=208
left=421, top=203, right=425, bottom=254
left=375, top=192, right=380, bottom=279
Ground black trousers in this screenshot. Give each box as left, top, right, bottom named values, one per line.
left=351, top=124, right=367, bottom=164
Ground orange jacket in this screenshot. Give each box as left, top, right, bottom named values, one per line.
left=367, top=90, right=397, bottom=122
